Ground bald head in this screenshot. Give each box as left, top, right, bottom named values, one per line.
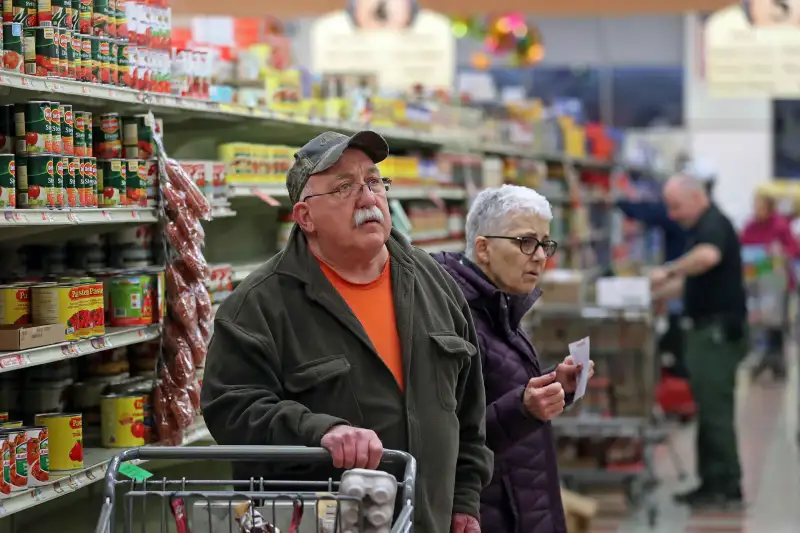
left=663, top=173, right=710, bottom=228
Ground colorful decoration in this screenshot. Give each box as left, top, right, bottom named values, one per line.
left=450, top=13, right=544, bottom=67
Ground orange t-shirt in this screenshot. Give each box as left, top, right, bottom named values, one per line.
left=317, top=258, right=404, bottom=391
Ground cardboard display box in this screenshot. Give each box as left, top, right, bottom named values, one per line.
left=0, top=324, right=66, bottom=351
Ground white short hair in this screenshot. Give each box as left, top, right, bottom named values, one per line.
left=465, top=185, right=553, bottom=260
left=466, top=185, right=553, bottom=259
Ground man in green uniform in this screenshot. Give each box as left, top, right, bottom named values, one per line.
left=650, top=174, right=747, bottom=508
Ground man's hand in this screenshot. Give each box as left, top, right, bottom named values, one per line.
left=452, top=513, right=480, bottom=533
left=555, top=355, right=595, bottom=393
left=320, top=425, right=383, bottom=470
left=522, top=372, right=565, bottom=421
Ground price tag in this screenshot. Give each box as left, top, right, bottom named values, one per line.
left=66, top=476, right=83, bottom=490
left=67, top=212, right=81, bottom=223
left=90, top=337, right=106, bottom=350
left=0, top=501, right=6, bottom=515
left=107, top=89, right=114, bottom=97
left=0, top=354, right=22, bottom=369
left=101, top=210, right=111, bottom=220
left=31, top=488, right=43, bottom=502
left=130, top=209, right=140, bottom=219
left=81, top=86, right=89, bottom=94
left=50, top=82, right=62, bottom=92
left=53, top=481, right=65, bottom=494
left=0, top=75, right=6, bottom=83
left=21, top=77, right=30, bottom=87
left=4, top=211, right=15, bottom=222
left=40, top=212, right=53, bottom=222
left=427, top=191, right=445, bottom=210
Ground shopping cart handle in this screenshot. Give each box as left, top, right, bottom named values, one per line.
left=102, top=446, right=416, bottom=506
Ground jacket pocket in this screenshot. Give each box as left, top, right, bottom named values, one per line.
left=284, top=355, right=363, bottom=424
left=430, top=333, right=476, bottom=412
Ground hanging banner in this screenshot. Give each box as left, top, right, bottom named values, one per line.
left=309, top=0, right=455, bottom=91
left=704, top=1, right=800, bottom=98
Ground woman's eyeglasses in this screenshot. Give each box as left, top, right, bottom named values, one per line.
left=482, top=236, right=558, bottom=258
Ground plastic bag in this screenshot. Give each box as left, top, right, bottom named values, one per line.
left=175, top=209, right=203, bottom=248
left=192, top=281, right=213, bottom=322
left=154, top=382, right=182, bottom=445
left=164, top=320, right=185, bottom=354
left=166, top=158, right=211, bottom=220
left=166, top=263, right=190, bottom=295
left=169, top=383, right=194, bottom=429
left=168, top=283, right=197, bottom=331
left=161, top=179, right=186, bottom=216
left=169, top=341, right=195, bottom=387
left=181, top=241, right=210, bottom=280
left=187, top=377, right=201, bottom=411
left=198, top=318, right=213, bottom=346
left=183, top=324, right=207, bottom=367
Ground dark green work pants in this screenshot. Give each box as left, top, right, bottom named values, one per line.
left=684, top=323, right=747, bottom=492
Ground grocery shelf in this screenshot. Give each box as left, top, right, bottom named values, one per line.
left=210, top=206, right=237, bottom=219
left=230, top=183, right=467, bottom=202
left=231, top=261, right=266, bottom=283
left=0, top=324, right=161, bottom=374
left=0, top=418, right=212, bottom=517
left=0, top=208, right=157, bottom=226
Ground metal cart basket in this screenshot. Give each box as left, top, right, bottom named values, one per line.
left=95, top=446, right=417, bottom=533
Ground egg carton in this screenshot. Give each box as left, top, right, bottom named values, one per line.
left=330, top=469, right=398, bottom=533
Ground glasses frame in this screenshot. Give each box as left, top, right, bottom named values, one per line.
left=482, top=235, right=558, bottom=258
left=302, top=177, right=393, bottom=202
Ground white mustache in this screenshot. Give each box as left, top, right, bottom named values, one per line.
left=353, top=206, right=384, bottom=227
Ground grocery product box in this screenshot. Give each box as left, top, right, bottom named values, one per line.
left=0, top=324, right=65, bottom=350
left=538, top=269, right=587, bottom=305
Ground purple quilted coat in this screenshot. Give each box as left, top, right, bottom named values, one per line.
left=433, top=252, right=567, bottom=533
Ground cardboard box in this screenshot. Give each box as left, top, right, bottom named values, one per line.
left=539, top=269, right=587, bottom=305
left=561, top=487, right=598, bottom=533
left=0, top=324, right=66, bottom=351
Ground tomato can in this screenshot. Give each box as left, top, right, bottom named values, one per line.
left=24, top=154, right=54, bottom=208
left=25, top=426, right=48, bottom=486
left=143, top=157, right=157, bottom=205
left=7, top=0, right=36, bottom=27
left=61, top=103, right=72, bottom=155
left=114, top=0, right=124, bottom=39
left=125, top=158, right=145, bottom=207
left=90, top=0, right=109, bottom=36
left=77, top=0, right=88, bottom=34
left=62, top=154, right=76, bottom=206
left=0, top=283, right=29, bottom=324
left=0, top=154, right=15, bottom=209
left=108, top=37, right=117, bottom=85
left=0, top=414, right=6, bottom=423
left=121, top=114, right=154, bottom=159
left=67, top=28, right=78, bottom=77
left=50, top=101, right=61, bottom=153
left=36, top=0, right=51, bottom=25
left=53, top=153, right=64, bottom=207
left=15, top=100, right=50, bottom=153
left=95, top=112, right=120, bottom=158
left=51, top=0, right=70, bottom=28
left=117, top=41, right=133, bottom=87
left=13, top=154, right=26, bottom=207
left=97, top=157, right=123, bottom=206
left=80, top=33, right=91, bottom=81
left=0, top=436, right=11, bottom=497
left=2, top=430, right=27, bottom=491
left=73, top=110, right=89, bottom=155
left=56, top=27, right=70, bottom=76
left=81, top=155, right=95, bottom=206
left=73, top=156, right=86, bottom=207
left=100, top=394, right=145, bottom=447
left=37, top=413, right=82, bottom=471
left=23, top=26, right=56, bottom=76
left=2, top=22, right=23, bottom=73
left=94, top=36, right=109, bottom=83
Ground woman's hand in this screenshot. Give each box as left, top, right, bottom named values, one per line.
left=555, top=355, right=595, bottom=393
left=523, top=373, right=565, bottom=421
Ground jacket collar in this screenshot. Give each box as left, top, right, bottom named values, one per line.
left=433, top=252, right=541, bottom=332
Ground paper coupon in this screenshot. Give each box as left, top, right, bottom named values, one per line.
left=568, top=336, right=591, bottom=400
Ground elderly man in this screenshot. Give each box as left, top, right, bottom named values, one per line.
left=650, top=174, right=747, bottom=508
left=201, top=131, right=492, bottom=533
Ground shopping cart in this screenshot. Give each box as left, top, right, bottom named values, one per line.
left=94, top=446, right=417, bottom=533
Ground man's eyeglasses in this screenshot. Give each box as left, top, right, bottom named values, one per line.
left=302, top=178, right=393, bottom=202
left=482, top=236, right=558, bottom=258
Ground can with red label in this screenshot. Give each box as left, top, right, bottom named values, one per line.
left=64, top=155, right=77, bottom=207
left=2, top=22, right=24, bottom=73
left=73, top=155, right=86, bottom=207
left=73, top=109, right=89, bottom=156
left=61, top=104, right=73, bottom=155
left=77, top=0, right=90, bottom=34
left=67, top=28, right=79, bottom=78
left=37, top=0, right=52, bottom=26
left=49, top=102, right=61, bottom=153
left=80, top=33, right=91, bottom=81
left=54, top=154, right=64, bottom=207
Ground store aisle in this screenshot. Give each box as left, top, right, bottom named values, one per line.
left=589, top=348, right=799, bottom=533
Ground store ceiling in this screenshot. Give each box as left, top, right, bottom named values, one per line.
left=171, top=0, right=733, bottom=17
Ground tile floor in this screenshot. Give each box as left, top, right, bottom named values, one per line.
left=586, top=347, right=800, bottom=533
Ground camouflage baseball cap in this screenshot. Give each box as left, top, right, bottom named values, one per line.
left=286, top=130, right=390, bottom=204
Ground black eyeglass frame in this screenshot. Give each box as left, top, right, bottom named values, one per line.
left=482, top=235, right=558, bottom=258
left=302, top=177, right=393, bottom=202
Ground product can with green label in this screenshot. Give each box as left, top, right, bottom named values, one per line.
left=24, top=154, right=54, bottom=209
left=97, top=157, right=124, bottom=207
left=50, top=102, right=61, bottom=154
left=64, top=155, right=77, bottom=207
left=23, top=26, right=56, bottom=77
left=107, top=273, right=154, bottom=326
left=2, top=22, right=24, bottom=74
left=15, top=100, right=50, bottom=154
left=54, top=154, right=64, bottom=207
left=0, top=154, right=16, bottom=208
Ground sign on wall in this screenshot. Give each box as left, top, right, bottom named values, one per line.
left=704, top=1, right=800, bottom=97
left=309, top=0, right=455, bottom=91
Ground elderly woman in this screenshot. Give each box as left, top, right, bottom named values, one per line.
left=433, top=184, right=592, bottom=533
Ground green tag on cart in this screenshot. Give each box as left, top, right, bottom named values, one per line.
left=119, top=462, right=154, bottom=482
